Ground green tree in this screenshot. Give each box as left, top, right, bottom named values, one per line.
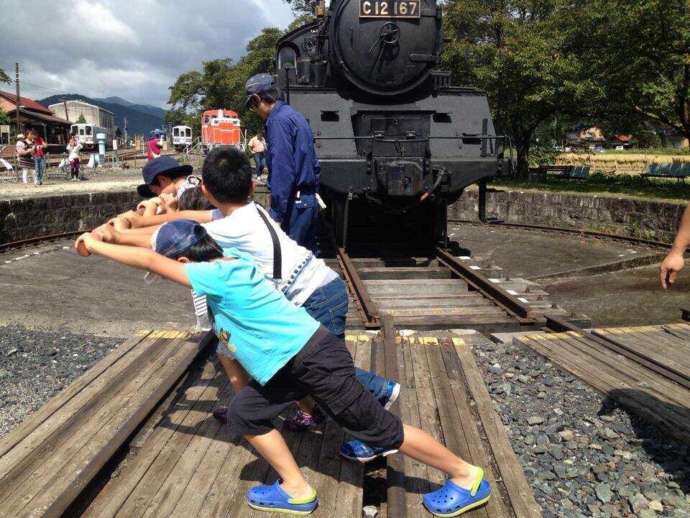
left=0, top=107, right=10, bottom=125
left=283, top=0, right=314, bottom=14
left=443, top=0, right=600, bottom=176
left=570, top=0, right=690, bottom=142
left=0, top=67, right=9, bottom=84
left=76, top=114, right=87, bottom=123
left=167, top=27, right=284, bottom=136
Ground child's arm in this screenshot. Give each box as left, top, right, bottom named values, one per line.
left=125, top=210, right=214, bottom=228
left=93, top=225, right=153, bottom=249
left=75, top=233, right=191, bottom=287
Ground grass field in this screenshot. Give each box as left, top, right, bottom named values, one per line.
left=491, top=173, right=690, bottom=202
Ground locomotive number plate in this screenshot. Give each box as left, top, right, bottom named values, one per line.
left=359, top=0, right=421, bottom=18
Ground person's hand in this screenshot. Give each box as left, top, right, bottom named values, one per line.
left=93, top=225, right=117, bottom=243
left=159, top=192, right=178, bottom=213
left=75, top=232, right=98, bottom=257
left=660, top=250, right=685, bottom=289
left=111, top=216, right=132, bottom=231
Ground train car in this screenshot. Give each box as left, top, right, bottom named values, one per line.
left=201, top=110, right=243, bottom=152
left=172, top=125, right=193, bottom=150
left=275, top=0, right=507, bottom=248
left=70, top=123, right=111, bottom=151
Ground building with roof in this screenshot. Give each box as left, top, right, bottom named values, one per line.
left=0, top=91, right=71, bottom=146
left=49, top=100, right=115, bottom=136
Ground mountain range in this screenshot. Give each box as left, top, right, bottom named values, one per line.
left=39, top=94, right=166, bottom=136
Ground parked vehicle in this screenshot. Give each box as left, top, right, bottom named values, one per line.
left=172, top=125, right=193, bottom=150
left=201, top=110, right=244, bottom=152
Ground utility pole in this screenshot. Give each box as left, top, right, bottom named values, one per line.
left=14, top=63, right=20, bottom=136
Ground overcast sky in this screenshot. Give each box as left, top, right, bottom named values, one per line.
left=0, top=0, right=296, bottom=108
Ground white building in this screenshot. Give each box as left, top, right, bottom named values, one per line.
left=49, top=100, right=115, bottom=136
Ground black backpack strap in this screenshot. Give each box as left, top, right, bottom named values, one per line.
left=256, top=205, right=282, bottom=280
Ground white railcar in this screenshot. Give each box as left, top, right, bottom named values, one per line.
left=172, top=125, right=193, bottom=149
left=70, top=123, right=111, bottom=150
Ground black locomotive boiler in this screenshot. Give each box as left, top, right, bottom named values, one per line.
left=276, top=0, right=505, bottom=249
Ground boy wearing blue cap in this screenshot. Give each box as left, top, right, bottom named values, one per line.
left=75, top=222, right=490, bottom=517
left=245, top=73, right=321, bottom=254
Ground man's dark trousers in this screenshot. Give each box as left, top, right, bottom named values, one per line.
left=285, top=192, right=319, bottom=254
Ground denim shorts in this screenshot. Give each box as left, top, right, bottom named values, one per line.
left=302, top=277, right=349, bottom=339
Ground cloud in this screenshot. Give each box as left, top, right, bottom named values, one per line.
left=0, top=0, right=296, bottom=107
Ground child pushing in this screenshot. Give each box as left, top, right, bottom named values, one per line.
left=75, top=221, right=491, bottom=516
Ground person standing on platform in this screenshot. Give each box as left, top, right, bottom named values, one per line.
left=147, top=131, right=163, bottom=161
left=248, top=131, right=267, bottom=179
left=660, top=204, right=690, bottom=289
left=16, top=133, right=34, bottom=184
left=67, top=134, right=82, bottom=181
left=245, top=73, right=320, bottom=254
left=31, top=130, right=47, bottom=186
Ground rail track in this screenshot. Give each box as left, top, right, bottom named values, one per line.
left=333, top=243, right=584, bottom=333
left=0, top=231, right=83, bottom=254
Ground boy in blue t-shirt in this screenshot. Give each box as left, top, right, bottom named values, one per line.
left=75, top=221, right=491, bottom=517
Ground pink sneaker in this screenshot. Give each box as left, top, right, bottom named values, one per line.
left=284, top=408, right=323, bottom=432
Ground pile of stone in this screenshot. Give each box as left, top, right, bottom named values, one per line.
left=474, top=337, right=690, bottom=518
left=0, top=324, right=121, bottom=438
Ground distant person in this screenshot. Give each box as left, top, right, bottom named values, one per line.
left=15, top=133, right=34, bottom=184
left=66, top=134, right=82, bottom=181
left=248, top=132, right=267, bottom=178
left=30, top=130, right=47, bottom=186
left=147, top=131, right=162, bottom=161
left=660, top=204, right=690, bottom=289
left=245, top=73, right=321, bottom=253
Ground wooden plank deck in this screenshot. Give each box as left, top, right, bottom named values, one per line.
left=0, top=330, right=210, bottom=518
left=380, top=329, right=541, bottom=518
left=514, top=324, right=690, bottom=444
left=86, top=335, right=368, bottom=518
left=3, top=324, right=540, bottom=517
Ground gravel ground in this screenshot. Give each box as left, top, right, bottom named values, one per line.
left=473, top=337, right=690, bottom=518
left=0, top=323, right=122, bottom=439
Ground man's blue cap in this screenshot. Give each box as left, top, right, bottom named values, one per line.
left=152, top=219, right=202, bottom=258
left=245, top=73, right=276, bottom=108
left=138, top=156, right=193, bottom=198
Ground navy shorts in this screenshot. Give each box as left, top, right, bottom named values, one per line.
left=228, top=327, right=404, bottom=450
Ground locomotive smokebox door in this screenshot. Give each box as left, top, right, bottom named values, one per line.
left=331, top=0, right=441, bottom=96
left=376, top=159, right=424, bottom=196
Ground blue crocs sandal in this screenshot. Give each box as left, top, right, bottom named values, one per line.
left=422, top=468, right=491, bottom=517
left=246, top=480, right=318, bottom=515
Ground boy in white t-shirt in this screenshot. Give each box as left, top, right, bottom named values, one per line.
left=104, top=147, right=399, bottom=460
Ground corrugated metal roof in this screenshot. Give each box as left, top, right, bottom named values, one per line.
left=0, top=91, right=53, bottom=115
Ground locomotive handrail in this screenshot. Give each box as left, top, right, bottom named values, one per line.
left=313, top=134, right=507, bottom=141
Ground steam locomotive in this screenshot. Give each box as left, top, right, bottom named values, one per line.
left=276, top=0, right=505, bottom=248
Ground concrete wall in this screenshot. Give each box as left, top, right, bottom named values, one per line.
left=451, top=189, right=686, bottom=243
left=1, top=186, right=683, bottom=245
left=0, top=191, right=140, bottom=244
left=0, top=187, right=271, bottom=245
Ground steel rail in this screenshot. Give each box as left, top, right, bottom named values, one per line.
left=336, top=247, right=381, bottom=329
left=0, top=230, right=83, bottom=253
left=379, top=315, right=406, bottom=518
left=435, top=246, right=537, bottom=324
left=545, top=315, right=690, bottom=390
